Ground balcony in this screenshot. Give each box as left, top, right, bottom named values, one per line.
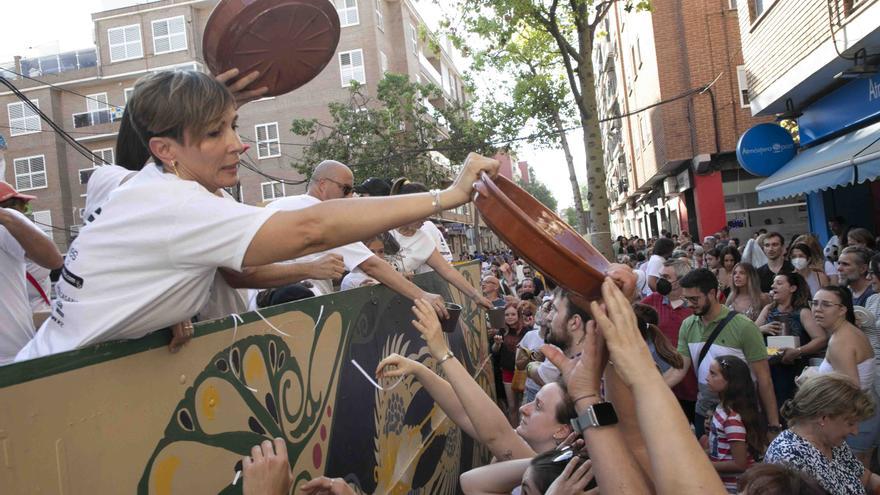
left=18, top=48, right=97, bottom=78
left=72, top=108, right=123, bottom=129
left=418, top=52, right=443, bottom=87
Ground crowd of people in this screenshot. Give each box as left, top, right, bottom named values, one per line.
left=5, top=66, right=880, bottom=495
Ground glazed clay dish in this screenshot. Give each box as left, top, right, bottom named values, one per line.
left=474, top=173, right=609, bottom=302
left=203, top=0, right=341, bottom=96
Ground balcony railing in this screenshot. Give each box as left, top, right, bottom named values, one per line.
left=72, top=108, right=123, bottom=129
left=18, top=49, right=97, bottom=78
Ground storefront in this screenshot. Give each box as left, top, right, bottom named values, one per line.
left=754, top=74, right=880, bottom=245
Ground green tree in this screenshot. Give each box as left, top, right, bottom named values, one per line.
left=474, top=27, right=590, bottom=235
left=289, top=73, right=517, bottom=186
left=446, top=0, right=650, bottom=259
left=519, top=175, right=558, bottom=212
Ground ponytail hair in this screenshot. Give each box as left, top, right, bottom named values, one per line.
left=116, top=106, right=152, bottom=171
left=632, top=303, right=683, bottom=369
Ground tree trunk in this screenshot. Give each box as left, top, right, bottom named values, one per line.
left=575, top=39, right=613, bottom=260
left=552, top=110, right=589, bottom=235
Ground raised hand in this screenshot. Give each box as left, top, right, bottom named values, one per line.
left=412, top=298, right=449, bottom=358
left=420, top=291, right=450, bottom=319
left=544, top=457, right=597, bottom=495
left=214, top=68, right=269, bottom=108
left=375, top=353, right=424, bottom=381
left=589, top=278, right=656, bottom=388
left=447, top=153, right=500, bottom=206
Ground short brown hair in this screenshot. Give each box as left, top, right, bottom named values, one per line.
left=125, top=70, right=234, bottom=166
left=737, top=463, right=826, bottom=494
left=781, top=373, right=875, bottom=425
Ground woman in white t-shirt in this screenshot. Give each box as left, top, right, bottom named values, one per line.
left=15, top=70, right=499, bottom=362
left=386, top=181, right=493, bottom=310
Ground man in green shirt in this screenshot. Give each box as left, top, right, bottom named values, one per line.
left=665, top=268, right=780, bottom=437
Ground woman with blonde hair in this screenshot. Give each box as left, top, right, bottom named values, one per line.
left=726, top=263, right=770, bottom=321
left=14, top=70, right=499, bottom=361
left=765, top=373, right=880, bottom=495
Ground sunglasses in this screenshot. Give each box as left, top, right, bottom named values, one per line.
left=323, top=177, right=353, bottom=196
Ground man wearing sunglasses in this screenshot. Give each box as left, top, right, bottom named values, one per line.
left=265, top=160, right=447, bottom=316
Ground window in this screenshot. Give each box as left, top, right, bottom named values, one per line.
left=339, top=49, right=366, bottom=86
left=79, top=147, right=111, bottom=186
left=375, top=0, right=384, bottom=31
left=635, top=38, right=643, bottom=68
left=124, top=87, right=134, bottom=103
left=255, top=123, right=281, bottom=159
left=261, top=181, right=285, bottom=202
left=108, top=24, right=143, bottom=62
left=32, top=210, right=54, bottom=240
left=409, top=23, right=418, bottom=55
left=334, top=0, right=359, bottom=27
left=728, top=0, right=737, bottom=9
left=736, top=65, right=750, bottom=107
left=380, top=51, right=388, bottom=73
left=152, top=16, right=187, bottom=54
left=7, top=100, right=41, bottom=136
left=13, top=155, right=47, bottom=191
left=640, top=113, right=651, bottom=147
left=87, top=93, right=109, bottom=113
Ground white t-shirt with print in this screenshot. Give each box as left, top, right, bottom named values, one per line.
left=388, top=227, right=437, bottom=275
left=0, top=208, right=38, bottom=364
left=15, top=164, right=276, bottom=361
left=340, top=269, right=377, bottom=290
left=266, top=194, right=374, bottom=296
left=82, top=164, right=135, bottom=221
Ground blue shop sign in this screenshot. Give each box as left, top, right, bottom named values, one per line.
left=736, top=123, right=797, bottom=176
left=799, top=74, right=880, bottom=147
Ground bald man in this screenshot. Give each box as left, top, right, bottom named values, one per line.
left=266, top=161, right=447, bottom=315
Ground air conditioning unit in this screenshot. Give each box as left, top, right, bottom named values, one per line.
left=692, top=154, right=713, bottom=175
left=663, top=176, right=678, bottom=197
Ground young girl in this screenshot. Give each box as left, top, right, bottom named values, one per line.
left=704, top=355, right=768, bottom=493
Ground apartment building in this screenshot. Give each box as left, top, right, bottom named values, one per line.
left=0, top=0, right=474, bottom=254
left=737, top=0, right=880, bottom=244
left=592, top=0, right=793, bottom=242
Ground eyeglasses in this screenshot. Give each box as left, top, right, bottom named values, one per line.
left=682, top=295, right=702, bottom=304
left=523, top=312, right=534, bottom=317
left=810, top=300, right=843, bottom=309
left=322, top=177, right=353, bottom=196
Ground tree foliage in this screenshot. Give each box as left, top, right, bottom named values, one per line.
left=289, top=73, right=518, bottom=187
left=520, top=177, right=558, bottom=212
left=444, top=0, right=650, bottom=259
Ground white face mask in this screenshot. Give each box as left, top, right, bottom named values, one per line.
left=791, top=257, right=809, bottom=270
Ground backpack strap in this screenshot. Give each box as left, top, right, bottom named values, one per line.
left=696, top=310, right=739, bottom=367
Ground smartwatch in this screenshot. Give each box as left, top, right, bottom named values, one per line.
left=570, top=402, right=619, bottom=431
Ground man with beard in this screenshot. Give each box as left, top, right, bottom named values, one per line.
left=664, top=268, right=780, bottom=437
left=838, top=246, right=875, bottom=306
left=524, top=288, right=589, bottom=389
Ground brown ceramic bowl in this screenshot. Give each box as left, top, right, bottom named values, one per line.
left=203, top=0, right=341, bottom=96
left=474, top=173, right=609, bottom=302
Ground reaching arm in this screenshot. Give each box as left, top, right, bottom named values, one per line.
left=359, top=255, right=447, bottom=317
left=412, top=299, right=534, bottom=460
left=219, top=254, right=344, bottom=289
left=426, top=250, right=493, bottom=309
left=592, top=278, right=727, bottom=495
left=243, top=153, right=498, bottom=267
left=459, top=458, right=531, bottom=495
left=376, top=353, right=477, bottom=439
left=750, top=359, right=780, bottom=426
left=0, top=209, right=63, bottom=269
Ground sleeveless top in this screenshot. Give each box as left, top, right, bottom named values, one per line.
left=818, top=357, right=876, bottom=391
left=805, top=271, right=821, bottom=297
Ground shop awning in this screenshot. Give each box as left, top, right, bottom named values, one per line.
left=756, top=120, right=880, bottom=203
